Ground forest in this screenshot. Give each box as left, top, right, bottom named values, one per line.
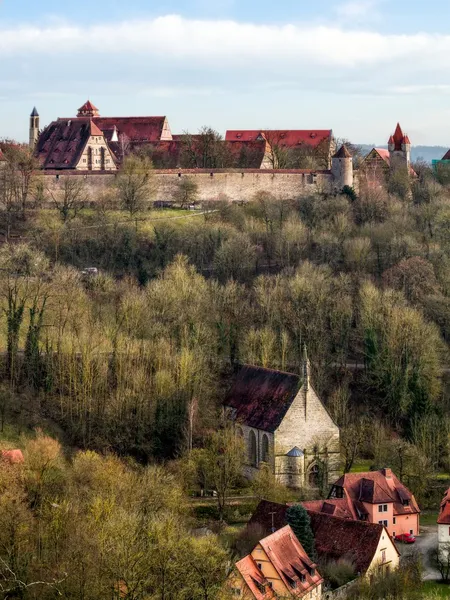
left=0, top=141, right=450, bottom=598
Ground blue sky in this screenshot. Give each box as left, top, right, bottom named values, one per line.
left=2, top=0, right=450, bottom=145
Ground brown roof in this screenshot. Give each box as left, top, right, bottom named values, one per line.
left=332, top=470, right=420, bottom=517
left=36, top=118, right=95, bottom=169
left=307, top=511, right=397, bottom=575
left=333, top=145, right=351, bottom=159
left=224, top=365, right=301, bottom=432
left=248, top=500, right=290, bottom=535
left=442, top=149, right=450, bottom=160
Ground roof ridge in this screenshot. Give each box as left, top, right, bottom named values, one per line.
left=240, top=363, right=300, bottom=378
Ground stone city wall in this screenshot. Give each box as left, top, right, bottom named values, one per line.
left=42, top=168, right=335, bottom=203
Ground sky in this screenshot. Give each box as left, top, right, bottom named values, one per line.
left=2, top=0, right=450, bottom=145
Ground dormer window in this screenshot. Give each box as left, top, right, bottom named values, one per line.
left=402, top=499, right=409, bottom=507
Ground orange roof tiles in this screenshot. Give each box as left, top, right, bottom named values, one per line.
left=438, top=488, right=450, bottom=525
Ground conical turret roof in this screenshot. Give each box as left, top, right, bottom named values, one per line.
left=30, top=107, right=39, bottom=117
left=333, top=144, right=351, bottom=159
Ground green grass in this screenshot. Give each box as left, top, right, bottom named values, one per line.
left=350, top=459, right=373, bottom=473
left=421, top=581, right=450, bottom=598
left=420, top=511, right=439, bottom=527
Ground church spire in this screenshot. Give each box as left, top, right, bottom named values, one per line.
left=302, top=343, right=310, bottom=391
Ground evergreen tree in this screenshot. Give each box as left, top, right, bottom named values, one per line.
left=286, top=505, right=316, bottom=559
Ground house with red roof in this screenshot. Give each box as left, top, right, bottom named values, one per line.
left=224, top=349, right=340, bottom=490
left=302, top=468, right=420, bottom=538
left=438, top=488, right=450, bottom=557
left=229, top=525, right=323, bottom=599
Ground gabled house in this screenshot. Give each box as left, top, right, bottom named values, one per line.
left=316, top=468, right=420, bottom=538
left=229, top=525, right=323, bottom=599
left=308, top=511, right=400, bottom=577
left=438, top=487, right=450, bottom=558
left=224, top=351, right=340, bottom=489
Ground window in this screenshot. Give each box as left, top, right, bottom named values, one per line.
left=257, top=563, right=262, bottom=571
left=289, top=580, right=297, bottom=590
left=410, top=530, right=413, bottom=535
left=378, top=520, right=388, bottom=527
left=448, top=527, right=450, bottom=536
left=402, top=499, right=409, bottom=507
left=261, top=434, right=269, bottom=463
left=249, top=431, right=257, bottom=467
left=378, top=505, right=383, bottom=513
left=309, top=464, right=320, bottom=487
left=381, top=550, right=386, bottom=563
left=393, top=532, right=395, bottom=538
left=379, top=504, right=388, bottom=512
left=300, top=574, right=306, bottom=583
left=393, top=517, right=396, bottom=525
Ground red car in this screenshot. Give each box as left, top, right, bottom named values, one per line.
left=394, top=533, right=416, bottom=544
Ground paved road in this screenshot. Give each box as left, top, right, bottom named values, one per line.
left=399, top=525, right=440, bottom=581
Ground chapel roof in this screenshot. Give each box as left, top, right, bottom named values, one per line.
left=224, top=364, right=301, bottom=432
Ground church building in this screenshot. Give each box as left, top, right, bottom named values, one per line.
left=223, top=351, right=340, bottom=490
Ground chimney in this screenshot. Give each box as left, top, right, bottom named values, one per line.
left=382, top=468, right=392, bottom=479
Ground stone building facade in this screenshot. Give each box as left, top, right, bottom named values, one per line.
left=224, top=353, right=340, bottom=490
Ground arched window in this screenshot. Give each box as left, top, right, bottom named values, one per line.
left=249, top=430, right=257, bottom=467
left=261, top=434, right=269, bottom=463
left=309, top=464, right=320, bottom=487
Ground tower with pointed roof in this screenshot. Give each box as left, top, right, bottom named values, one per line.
left=388, top=123, right=411, bottom=173
left=77, top=100, right=100, bottom=118
left=331, top=144, right=353, bottom=189
left=29, top=107, right=40, bottom=149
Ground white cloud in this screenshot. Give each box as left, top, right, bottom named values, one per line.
left=0, top=14, right=442, bottom=69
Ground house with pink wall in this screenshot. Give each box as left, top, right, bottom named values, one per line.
left=303, top=468, right=420, bottom=538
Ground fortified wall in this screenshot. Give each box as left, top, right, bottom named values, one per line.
left=43, top=169, right=336, bottom=203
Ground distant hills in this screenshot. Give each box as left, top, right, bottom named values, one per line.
left=358, top=145, right=448, bottom=164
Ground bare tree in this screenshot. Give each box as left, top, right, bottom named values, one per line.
left=180, top=127, right=232, bottom=169
left=114, top=155, right=155, bottom=216
left=49, top=177, right=87, bottom=222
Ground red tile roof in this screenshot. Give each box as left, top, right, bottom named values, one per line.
left=93, top=117, right=168, bottom=143
left=89, top=119, right=103, bottom=137
left=302, top=499, right=354, bottom=520
left=307, top=511, right=397, bottom=575
left=224, top=365, right=301, bottom=432
left=1, top=449, right=24, bottom=464
left=332, top=470, right=420, bottom=517
left=259, top=526, right=323, bottom=596
left=77, top=100, right=100, bottom=117
left=225, top=130, right=332, bottom=149
left=438, top=488, right=450, bottom=525
left=235, top=555, right=275, bottom=600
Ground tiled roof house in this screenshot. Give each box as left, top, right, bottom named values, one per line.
left=229, top=525, right=323, bottom=599
left=302, top=468, right=420, bottom=538
left=224, top=352, right=340, bottom=489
